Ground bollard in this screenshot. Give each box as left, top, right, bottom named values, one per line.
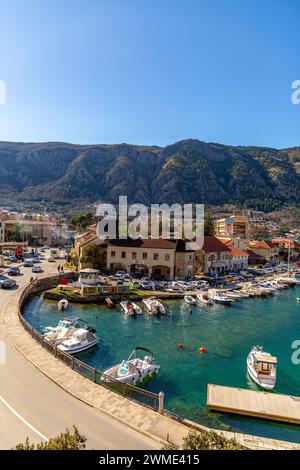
left=158, top=391, right=164, bottom=412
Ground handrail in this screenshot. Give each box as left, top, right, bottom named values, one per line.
left=18, top=278, right=162, bottom=411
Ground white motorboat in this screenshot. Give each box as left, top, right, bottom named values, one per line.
left=247, top=346, right=277, bottom=390
left=143, top=297, right=166, bottom=315
left=184, top=295, right=196, bottom=304
left=223, top=290, right=241, bottom=300
left=120, top=301, right=143, bottom=316
left=102, top=347, right=160, bottom=384
left=58, top=299, right=69, bottom=311
left=42, top=316, right=78, bottom=335
left=211, top=292, right=233, bottom=305
left=57, top=328, right=99, bottom=354
left=196, top=292, right=213, bottom=305
left=276, top=276, right=296, bottom=286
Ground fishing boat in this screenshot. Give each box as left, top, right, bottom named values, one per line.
left=142, top=297, right=166, bottom=315
left=57, top=328, right=99, bottom=354
left=101, top=347, right=160, bottom=384
left=196, top=292, right=213, bottom=305
left=58, top=298, right=69, bottom=311
left=184, top=295, right=196, bottom=304
left=247, top=346, right=277, bottom=390
left=120, top=301, right=143, bottom=316
left=223, top=290, right=241, bottom=300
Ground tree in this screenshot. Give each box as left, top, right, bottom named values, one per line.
left=13, top=426, right=86, bottom=450
left=81, top=243, right=106, bottom=269
left=204, top=211, right=215, bottom=236
left=71, top=213, right=94, bottom=231
left=162, top=430, right=243, bottom=450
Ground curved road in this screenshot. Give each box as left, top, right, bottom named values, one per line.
left=0, top=253, right=159, bottom=449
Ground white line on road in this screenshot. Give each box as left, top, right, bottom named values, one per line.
left=0, top=394, right=48, bottom=442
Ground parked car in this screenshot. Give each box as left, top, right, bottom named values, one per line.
left=7, top=267, right=20, bottom=276
left=32, top=266, right=43, bottom=273
left=0, top=278, right=16, bottom=289
left=48, top=257, right=55, bottom=262
left=23, top=260, right=34, bottom=267
left=9, top=256, right=18, bottom=263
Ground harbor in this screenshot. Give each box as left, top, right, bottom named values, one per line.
left=23, top=278, right=300, bottom=444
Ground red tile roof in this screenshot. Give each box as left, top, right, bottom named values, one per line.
left=201, top=236, right=231, bottom=253
left=230, top=246, right=248, bottom=257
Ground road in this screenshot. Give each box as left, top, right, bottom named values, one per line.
left=0, top=252, right=159, bottom=449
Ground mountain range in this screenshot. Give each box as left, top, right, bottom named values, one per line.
left=0, top=139, right=299, bottom=213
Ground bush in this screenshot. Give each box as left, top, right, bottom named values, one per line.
left=162, top=429, right=244, bottom=450
left=13, top=426, right=87, bottom=450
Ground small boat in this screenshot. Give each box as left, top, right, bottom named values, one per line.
left=102, top=347, right=160, bottom=384
left=58, top=299, right=69, bottom=311
left=211, top=292, right=233, bottom=305
left=57, top=328, right=99, bottom=354
left=223, top=290, right=241, bottom=300
left=42, top=316, right=78, bottom=335
left=120, top=301, right=143, bottom=316
left=196, top=293, right=213, bottom=305
left=247, top=346, right=277, bottom=390
left=143, top=297, right=166, bottom=315
left=184, top=295, right=196, bottom=304
left=276, top=276, right=296, bottom=287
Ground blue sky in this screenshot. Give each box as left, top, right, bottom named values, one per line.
left=0, top=0, right=299, bottom=148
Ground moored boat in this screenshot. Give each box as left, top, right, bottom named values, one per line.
left=143, top=297, right=166, bottom=315
left=101, top=347, right=160, bottom=384
left=184, top=295, right=196, bottom=304
left=211, top=292, right=233, bottom=305
left=196, top=292, right=213, bottom=305
left=57, top=328, right=99, bottom=354
left=120, top=301, right=143, bottom=316
left=247, top=345, right=277, bottom=390
left=58, top=298, right=69, bottom=311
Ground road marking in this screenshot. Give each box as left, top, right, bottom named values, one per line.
left=0, top=394, right=48, bottom=442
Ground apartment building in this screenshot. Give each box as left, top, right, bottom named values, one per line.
left=216, top=215, right=249, bottom=240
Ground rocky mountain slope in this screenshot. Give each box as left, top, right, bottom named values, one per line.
left=0, top=139, right=299, bottom=212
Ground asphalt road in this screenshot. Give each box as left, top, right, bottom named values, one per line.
left=0, top=252, right=159, bottom=449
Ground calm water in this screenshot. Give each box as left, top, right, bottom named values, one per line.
left=23, top=287, right=300, bottom=443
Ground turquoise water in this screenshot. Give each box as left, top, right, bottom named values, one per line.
left=23, top=287, right=300, bottom=443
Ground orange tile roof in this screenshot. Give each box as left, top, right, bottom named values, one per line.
left=230, top=246, right=248, bottom=257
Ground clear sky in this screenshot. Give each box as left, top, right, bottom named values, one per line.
left=0, top=0, right=299, bottom=148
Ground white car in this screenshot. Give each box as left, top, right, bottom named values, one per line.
left=32, top=266, right=43, bottom=273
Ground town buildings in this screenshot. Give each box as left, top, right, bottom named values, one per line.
left=215, top=215, right=249, bottom=240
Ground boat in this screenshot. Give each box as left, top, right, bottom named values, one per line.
left=276, top=276, right=296, bottom=287
left=58, top=299, right=69, bottom=311
left=223, top=290, right=241, bottom=299
left=101, top=347, right=160, bottom=384
left=184, top=295, right=196, bottom=304
left=211, top=292, right=233, bottom=305
left=120, top=301, right=143, bottom=316
left=142, top=297, right=166, bottom=315
left=42, top=316, right=79, bottom=335
left=57, top=328, right=99, bottom=354
left=247, top=346, right=277, bottom=390
left=196, top=293, right=213, bottom=305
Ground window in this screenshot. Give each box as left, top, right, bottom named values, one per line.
left=121, top=251, right=126, bottom=259
left=111, top=251, right=115, bottom=258
left=132, top=252, right=137, bottom=259
left=143, top=252, right=147, bottom=260
left=165, top=253, right=170, bottom=261
left=154, top=253, right=159, bottom=260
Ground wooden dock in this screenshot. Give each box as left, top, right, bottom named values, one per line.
left=207, top=384, right=300, bottom=425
